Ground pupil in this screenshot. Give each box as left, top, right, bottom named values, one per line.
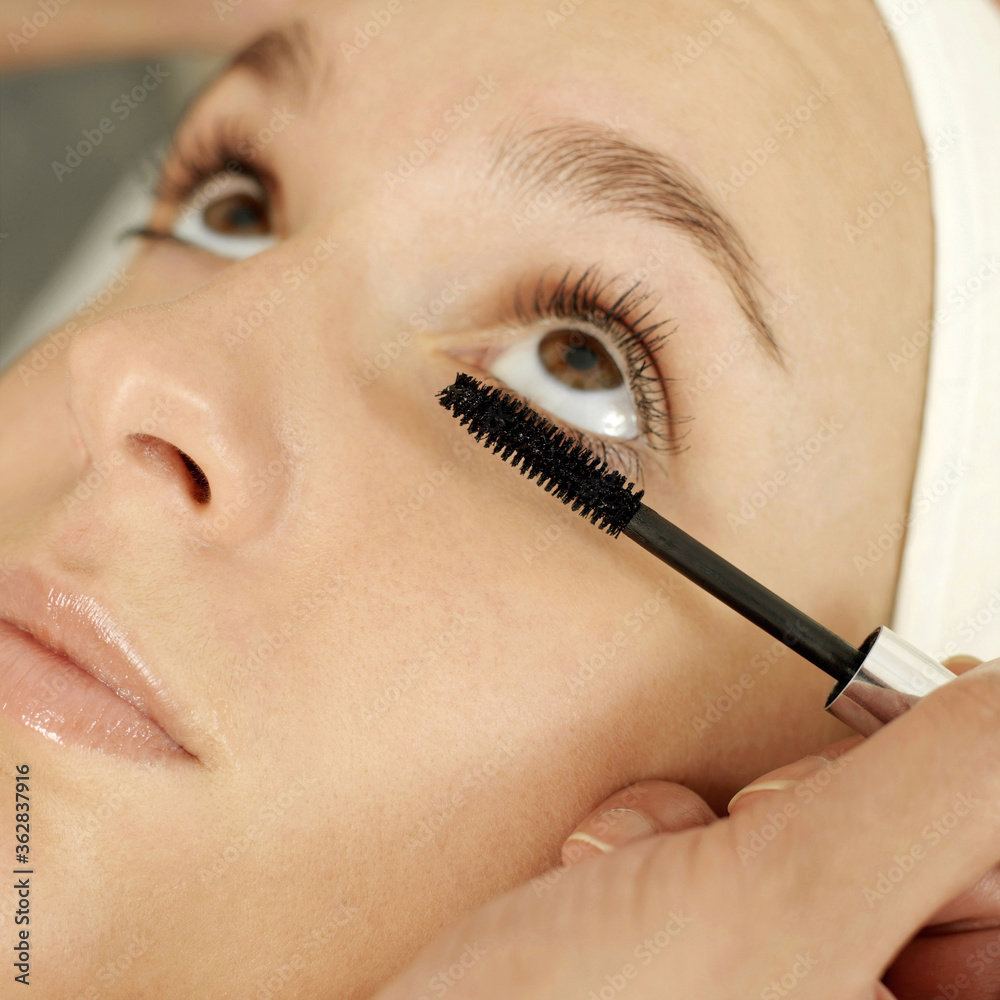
left=227, top=202, right=260, bottom=228
left=538, top=329, right=623, bottom=391
left=205, top=193, right=268, bottom=235
left=565, top=345, right=597, bottom=371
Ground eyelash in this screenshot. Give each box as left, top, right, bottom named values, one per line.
left=124, top=120, right=275, bottom=244
left=129, top=126, right=685, bottom=481
left=504, top=265, right=684, bottom=481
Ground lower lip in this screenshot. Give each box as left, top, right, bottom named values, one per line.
left=0, top=618, right=188, bottom=762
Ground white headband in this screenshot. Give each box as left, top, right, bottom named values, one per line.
left=871, top=0, right=1000, bottom=661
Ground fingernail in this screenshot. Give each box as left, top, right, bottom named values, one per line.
left=727, top=779, right=799, bottom=814
left=564, top=807, right=655, bottom=853
left=727, top=753, right=842, bottom=814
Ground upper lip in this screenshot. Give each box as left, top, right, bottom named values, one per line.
left=0, top=562, right=198, bottom=760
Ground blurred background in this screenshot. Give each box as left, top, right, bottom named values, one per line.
left=0, top=56, right=215, bottom=369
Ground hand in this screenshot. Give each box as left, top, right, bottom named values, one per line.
left=373, top=657, right=1000, bottom=1000
left=0, top=0, right=298, bottom=72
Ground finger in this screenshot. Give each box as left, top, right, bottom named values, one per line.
left=725, top=659, right=1000, bottom=985
left=880, top=864, right=1000, bottom=997
left=883, top=924, right=1000, bottom=999
left=727, top=735, right=866, bottom=814
left=944, top=654, right=984, bottom=674
left=561, top=780, right=715, bottom=865
left=925, top=866, right=1000, bottom=929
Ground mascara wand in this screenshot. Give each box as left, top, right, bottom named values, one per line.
left=438, top=373, right=956, bottom=735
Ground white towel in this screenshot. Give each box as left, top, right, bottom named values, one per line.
left=870, top=0, right=1000, bottom=662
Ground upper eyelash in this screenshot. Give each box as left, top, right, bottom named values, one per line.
left=151, top=118, right=275, bottom=210
left=511, top=264, right=687, bottom=459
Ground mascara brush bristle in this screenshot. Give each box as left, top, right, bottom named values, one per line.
left=437, top=373, right=644, bottom=536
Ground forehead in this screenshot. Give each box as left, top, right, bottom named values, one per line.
left=215, top=0, right=835, bottom=238
left=273, top=0, right=815, bottom=133
left=193, top=0, right=860, bottom=354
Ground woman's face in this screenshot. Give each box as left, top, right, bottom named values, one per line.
left=0, top=0, right=932, bottom=996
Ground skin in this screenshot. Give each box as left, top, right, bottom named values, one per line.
left=0, top=0, right=940, bottom=996
left=375, top=662, right=1000, bottom=999
left=0, top=0, right=296, bottom=70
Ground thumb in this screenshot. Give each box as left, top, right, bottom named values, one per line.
left=725, top=655, right=982, bottom=816
left=726, top=734, right=865, bottom=816
left=728, top=658, right=1000, bottom=987
left=561, top=779, right=715, bottom=865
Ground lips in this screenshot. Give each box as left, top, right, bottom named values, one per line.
left=0, top=564, right=196, bottom=763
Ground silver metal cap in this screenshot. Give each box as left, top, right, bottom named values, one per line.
left=825, top=626, right=958, bottom=736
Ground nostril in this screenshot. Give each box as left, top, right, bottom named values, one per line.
left=177, top=450, right=212, bottom=505
left=129, top=434, right=212, bottom=505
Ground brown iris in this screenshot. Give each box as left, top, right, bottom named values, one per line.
left=203, top=193, right=269, bottom=236
left=537, top=329, right=623, bottom=391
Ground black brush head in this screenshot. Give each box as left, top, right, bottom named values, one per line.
left=437, top=373, right=644, bottom=536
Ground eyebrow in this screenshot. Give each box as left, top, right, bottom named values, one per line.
left=487, top=118, right=781, bottom=361
left=168, top=22, right=322, bottom=154
left=225, top=19, right=324, bottom=104
left=216, top=29, right=779, bottom=359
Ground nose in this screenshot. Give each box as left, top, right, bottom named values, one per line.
left=65, top=298, right=290, bottom=544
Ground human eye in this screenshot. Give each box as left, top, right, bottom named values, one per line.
left=121, top=120, right=278, bottom=261
left=448, top=265, right=684, bottom=480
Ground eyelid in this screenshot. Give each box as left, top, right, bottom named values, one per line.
left=508, top=265, right=684, bottom=452
left=469, top=369, right=650, bottom=483
left=119, top=227, right=186, bottom=246
left=151, top=115, right=282, bottom=229
left=173, top=169, right=268, bottom=218
left=442, top=317, right=632, bottom=396
left=443, top=319, right=651, bottom=468
left=435, top=264, right=689, bottom=481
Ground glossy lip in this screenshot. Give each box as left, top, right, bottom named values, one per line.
left=0, top=563, right=198, bottom=763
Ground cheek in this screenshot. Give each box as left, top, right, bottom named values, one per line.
left=104, top=244, right=233, bottom=313
left=253, top=491, right=702, bottom=835
left=0, top=346, right=81, bottom=521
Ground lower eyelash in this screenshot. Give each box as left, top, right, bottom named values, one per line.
left=511, top=264, right=689, bottom=457
left=473, top=371, right=648, bottom=484
left=557, top=422, right=648, bottom=485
